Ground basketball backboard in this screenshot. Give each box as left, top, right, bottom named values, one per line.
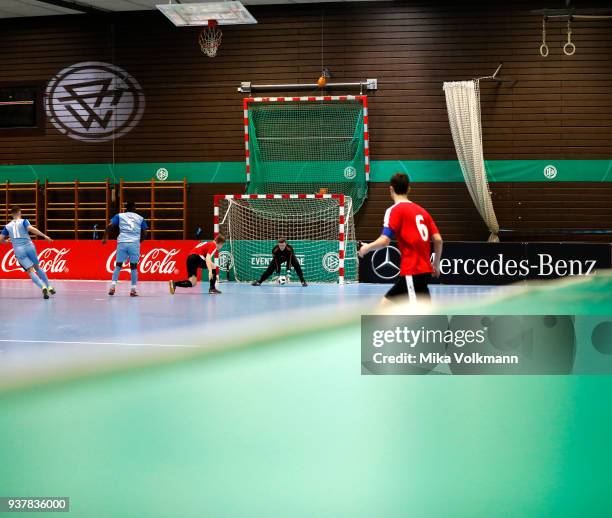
left=156, top=1, right=257, bottom=26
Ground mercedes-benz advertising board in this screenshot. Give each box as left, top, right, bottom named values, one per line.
left=359, top=242, right=612, bottom=284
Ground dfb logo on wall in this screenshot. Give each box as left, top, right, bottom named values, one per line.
left=45, top=61, right=145, bottom=142
left=344, top=166, right=357, bottom=179
left=543, top=165, right=558, bottom=179
left=156, top=168, right=169, bottom=181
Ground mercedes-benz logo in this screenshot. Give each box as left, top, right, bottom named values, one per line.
left=371, top=246, right=401, bottom=280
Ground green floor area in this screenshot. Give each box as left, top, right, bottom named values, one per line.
left=455, top=274, right=612, bottom=315
left=2, top=275, right=612, bottom=517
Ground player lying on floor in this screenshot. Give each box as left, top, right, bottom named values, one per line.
left=169, top=234, right=225, bottom=295
left=252, top=238, right=307, bottom=287
left=0, top=206, right=55, bottom=299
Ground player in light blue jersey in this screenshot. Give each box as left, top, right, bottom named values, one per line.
left=102, top=201, right=148, bottom=297
left=0, top=206, right=55, bottom=299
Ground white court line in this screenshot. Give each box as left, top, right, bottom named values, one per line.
left=0, top=339, right=198, bottom=348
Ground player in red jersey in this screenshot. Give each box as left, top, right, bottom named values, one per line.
left=169, top=234, right=225, bottom=295
left=358, top=173, right=443, bottom=303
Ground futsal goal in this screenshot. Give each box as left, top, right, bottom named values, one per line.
left=214, top=194, right=357, bottom=284
left=244, top=95, right=370, bottom=212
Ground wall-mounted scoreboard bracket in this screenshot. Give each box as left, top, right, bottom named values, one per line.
left=237, top=79, right=378, bottom=94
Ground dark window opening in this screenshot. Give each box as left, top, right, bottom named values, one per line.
left=0, top=84, right=45, bottom=135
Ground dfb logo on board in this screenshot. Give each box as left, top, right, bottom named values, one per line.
left=218, top=250, right=234, bottom=271
left=322, top=252, right=340, bottom=273
left=45, top=61, right=145, bottom=142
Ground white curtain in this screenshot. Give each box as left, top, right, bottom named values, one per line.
left=443, top=80, right=500, bottom=242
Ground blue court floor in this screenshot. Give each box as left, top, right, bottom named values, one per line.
left=0, top=280, right=514, bottom=383
left=2, top=277, right=611, bottom=517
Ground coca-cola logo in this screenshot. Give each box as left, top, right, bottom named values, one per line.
left=105, top=248, right=179, bottom=275
left=1, top=248, right=69, bottom=273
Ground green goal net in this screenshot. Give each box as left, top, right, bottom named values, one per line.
left=215, top=194, right=357, bottom=284
left=245, top=96, right=369, bottom=212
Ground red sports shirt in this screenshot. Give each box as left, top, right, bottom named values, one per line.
left=382, top=201, right=439, bottom=276
left=190, top=241, right=216, bottom=259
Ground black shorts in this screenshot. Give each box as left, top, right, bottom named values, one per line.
left=186, top=254, right=207, bottom=278
left=384, top=273, right=432, bottom=302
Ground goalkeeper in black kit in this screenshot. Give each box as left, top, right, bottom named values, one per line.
left=252, top=238, right=307, bottom=287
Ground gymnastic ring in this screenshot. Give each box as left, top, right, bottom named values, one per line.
left=563, top=42, right=576, bottom=56
left=539, top=44, right=549, bottom=57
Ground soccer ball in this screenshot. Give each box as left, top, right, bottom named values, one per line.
left=277, top=276, right=286, bottom=285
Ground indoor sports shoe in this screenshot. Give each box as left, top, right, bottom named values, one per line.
left=251, top=281, right=261, bottom=286
left=108, top=286, right=116, bottom=296
left=302, top=281, right=308, bottom=287
left=42, top=288, right=49, bottom=300
left=48, top=286, right=56, bottom=295
left=168, top=280, right=175, bottom=295
left=209, top=287, right=222, bottom=295
left=130, top=290, right=138, bottom=297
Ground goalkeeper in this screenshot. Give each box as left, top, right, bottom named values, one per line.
left=252, top=238, right=307, bottom=287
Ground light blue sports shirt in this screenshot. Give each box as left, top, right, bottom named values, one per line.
left=110, top=212, right=149, bottom=243
left=2, top=219, right=32, bottom=247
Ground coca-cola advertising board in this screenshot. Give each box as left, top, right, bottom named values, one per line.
left=0, top=241, right=199, bottom=280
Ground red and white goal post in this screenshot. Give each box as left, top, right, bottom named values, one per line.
left=213, top=194, right=357, bottom=284
left=243, top=95, right=370, bottom=184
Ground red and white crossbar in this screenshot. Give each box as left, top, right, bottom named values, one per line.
left=213, top=193, right=346, bottom=284
left=243, top=95, right=370, bottom=184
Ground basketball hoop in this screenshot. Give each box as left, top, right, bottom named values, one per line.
left=198, top=20, right=222, bottom=57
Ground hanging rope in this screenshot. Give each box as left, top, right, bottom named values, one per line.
left=539, top=15, right=583, bottom=57
left=540, top=16, right=549, bottom=57
left=563, top=17, right=576, bottom=56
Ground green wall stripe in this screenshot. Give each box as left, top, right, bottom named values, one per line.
left=0, top=162, right=247, bottom=184
left=371, top=160, right=612, bottom=182
left=0, top=160, right=611, bottom=183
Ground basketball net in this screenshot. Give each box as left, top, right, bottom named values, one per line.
left=199, top=20, right=222, bottom=57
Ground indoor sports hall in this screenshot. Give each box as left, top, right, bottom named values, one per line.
left=1, top=1, right=612, bottom=517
